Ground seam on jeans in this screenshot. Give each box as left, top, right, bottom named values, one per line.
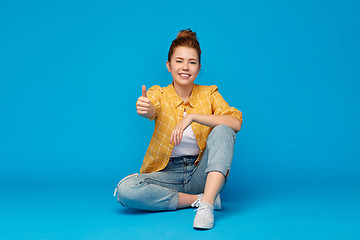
left=185, top=163, right=201, bottom=184
left=143, top=176, right=181, bottom=186
left=118, top=173, right=139, bottom=186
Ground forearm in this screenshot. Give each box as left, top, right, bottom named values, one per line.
left=190, top=114, right=241, bottom=132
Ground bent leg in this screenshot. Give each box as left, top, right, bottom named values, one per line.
left=115, top=173, right=180, bottom=211
left=205, top=124, right=236, bottom=177
left=188, top=124, right=236, bottom=204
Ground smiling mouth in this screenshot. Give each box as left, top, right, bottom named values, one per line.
left=179, top=73, right=191, bottom=77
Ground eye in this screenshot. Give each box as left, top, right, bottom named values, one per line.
left=190, top=62, right=197, bottom=65
left=176, top=60, right=182, bottom=63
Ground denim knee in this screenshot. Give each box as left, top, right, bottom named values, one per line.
left=208, top=124, right=235, bottom=142
left=115, top=174, right=141, bottom=207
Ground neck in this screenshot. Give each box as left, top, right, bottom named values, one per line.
left=173, top=82, right=194, bottom=102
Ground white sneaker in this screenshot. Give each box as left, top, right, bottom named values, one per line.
left=193, top=201, right=214, bottom=229
left=192, top=193, right=221, bottom=210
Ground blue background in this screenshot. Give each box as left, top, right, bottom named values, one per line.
left=1, top=0, right=359, bottom=239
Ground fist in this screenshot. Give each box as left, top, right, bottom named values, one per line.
left=136, top=85, right=151, bottom=117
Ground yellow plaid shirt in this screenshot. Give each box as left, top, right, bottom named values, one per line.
left=140, top=83, right=243, bottom=174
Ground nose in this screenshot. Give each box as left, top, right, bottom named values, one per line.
left=182, top=62, right=189, bottom=70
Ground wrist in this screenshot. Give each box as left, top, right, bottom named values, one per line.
left=146, top=102, right=155, bottom=118
left=188, top=113, right=196, bottom=122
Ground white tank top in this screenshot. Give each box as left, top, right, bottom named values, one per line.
left=170, top=109, right=200, bottom=157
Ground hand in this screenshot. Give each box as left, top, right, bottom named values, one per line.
left=170, top=114, right=194, bottom=146
left=136, top=85, right=151, bottom=117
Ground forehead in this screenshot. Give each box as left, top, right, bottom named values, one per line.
left=172, top=46, right=199, bottom=60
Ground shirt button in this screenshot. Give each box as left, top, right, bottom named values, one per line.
left=198, top=139, right=200, bottom=141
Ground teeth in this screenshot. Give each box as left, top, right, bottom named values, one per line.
left=180, top=74, right=190, bottom=77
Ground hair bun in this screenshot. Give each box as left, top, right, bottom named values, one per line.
left=176, top=28, right=197, bottom=39
left=168, top=28, right=201, bottom=63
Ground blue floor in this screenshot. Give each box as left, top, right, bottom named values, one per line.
left=1, top=179, right=359, bottom=240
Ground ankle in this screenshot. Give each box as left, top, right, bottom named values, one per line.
left=200, top=196, right=214, bottom=206
left=178, top=193, right=198, bottom=209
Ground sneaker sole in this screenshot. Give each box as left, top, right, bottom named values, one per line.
left=193, top=224, right=214, bottom=230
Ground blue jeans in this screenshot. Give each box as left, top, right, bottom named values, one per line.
left=115, top=125, right=236, bottom=211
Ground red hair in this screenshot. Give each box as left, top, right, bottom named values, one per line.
left=168, top=28, right=201, bottom=64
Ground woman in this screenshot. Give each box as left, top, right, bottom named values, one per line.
left=114, top=29, right=243, bottom=230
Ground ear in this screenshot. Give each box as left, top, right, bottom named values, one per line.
left=166, top=61, right=171, bottom=72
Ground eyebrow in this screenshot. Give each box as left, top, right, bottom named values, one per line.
left=174, top=57, right=198, bottom=61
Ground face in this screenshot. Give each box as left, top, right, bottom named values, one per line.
left=166, top=46, right=201, bottom=88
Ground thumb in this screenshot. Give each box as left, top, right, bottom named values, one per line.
left=142, top=85, right=147, bottom=97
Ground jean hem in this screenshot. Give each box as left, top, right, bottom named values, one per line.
left=205, top=165, right=230, bottom=179
left=168, top=189, right=179, bottom=210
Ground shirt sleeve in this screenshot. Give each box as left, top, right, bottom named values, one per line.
left=147, top=85, right=162, bottom=121
left=210, top=85, right=243, bottom=125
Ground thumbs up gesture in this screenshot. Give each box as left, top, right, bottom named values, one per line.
left=141, top=85, right=147, bottom=98
left=136, top=85, right=155, bottom=118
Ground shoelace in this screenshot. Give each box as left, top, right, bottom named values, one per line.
left=194, top=206, right=208, bottom=213
left=191, top=199, right=211, bottom=213
left=191, top=199, right=201, bottom=208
